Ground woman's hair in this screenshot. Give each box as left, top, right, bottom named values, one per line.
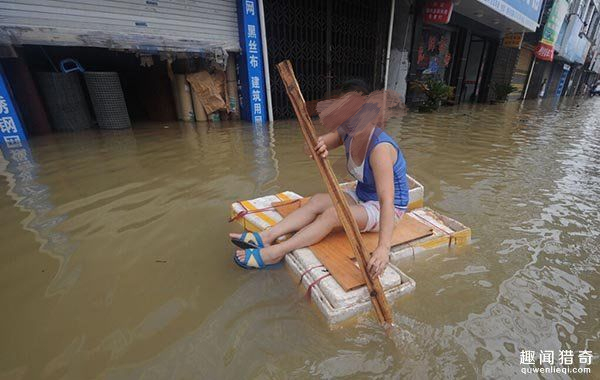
left=319, top=79, right=404, bottom=135
left=340, top=79, right=370, bottom=95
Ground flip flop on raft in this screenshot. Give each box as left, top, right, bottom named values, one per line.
left=233, top=248, right=278, bottom=270
left=230, top=231, right=264, bottom=249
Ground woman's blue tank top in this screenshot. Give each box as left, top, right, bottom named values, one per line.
left=341, top=127, right=409, bottom=210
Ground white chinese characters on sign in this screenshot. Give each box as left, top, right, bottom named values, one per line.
left=248, top=40, right=258, bottom=54
left=4, top=135, right=22, bottom=149
left=247, top=24, right=256, bottom=38
left=0, top=116, right=17, bottom=133
left=242, top=0, right=265, bottom=124
left=245, top=0, right=255, bottom=15
left=0, top=98, right=24, bottom=149
left=249, top=54, right=259, bottom=68
left=0, top=96, right=9, bottom=114
left=1, top=74, right=29, bottom=153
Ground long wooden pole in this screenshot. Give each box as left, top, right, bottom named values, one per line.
left=276, top=60, right=393, bottom=325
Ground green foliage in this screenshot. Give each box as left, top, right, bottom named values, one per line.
left=492, top=82, right=518, bottom=101
left=410, top=79, right=454, bottom=112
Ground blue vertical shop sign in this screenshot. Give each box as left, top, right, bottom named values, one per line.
left=555, top=64, right=570, bottom=97
left=237, top=0, right=267, bottom=124
left=0, top=68, right=27, bottom=154
left=0, top=67, right=45, bottom=211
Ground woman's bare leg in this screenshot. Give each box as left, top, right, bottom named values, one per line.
left=230, top=193, right=355, bottom=246
left=235, top=204, right=368, bottom=265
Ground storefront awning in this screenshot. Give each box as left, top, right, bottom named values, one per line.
left=455, top=0, right=543, bottom=32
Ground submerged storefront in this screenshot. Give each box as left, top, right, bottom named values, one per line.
left=0, top=0, right=277, bottom=132
left=408, top=12, right=503, bottom=105
left=407, top=0, right=543, bottom=105
left=525, top=0, right=599, bottom=99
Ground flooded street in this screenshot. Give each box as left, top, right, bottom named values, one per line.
left=0, top=98, right=599, bottom=379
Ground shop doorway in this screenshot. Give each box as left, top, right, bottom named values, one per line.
left=459, top=35, right=491, bottom=103
left=263, top=0, right=391, bottom=119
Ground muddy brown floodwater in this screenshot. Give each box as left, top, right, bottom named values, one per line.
left=0, top=98, right=599, bottom=379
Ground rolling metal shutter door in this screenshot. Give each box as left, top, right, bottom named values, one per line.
left=0, top=0, right=240, bottom=52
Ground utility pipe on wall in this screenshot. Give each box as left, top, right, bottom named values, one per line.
left=384, top=0, right=396, bottom=90
left=258, top=0, right=273, bottom=122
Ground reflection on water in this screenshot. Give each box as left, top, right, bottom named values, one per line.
left=0, top=135, right=77, bottom=297
left=0, top=98, right=599, bottom=379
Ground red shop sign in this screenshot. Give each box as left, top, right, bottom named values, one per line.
left=423, top=0, right=454, bottom=24
left=534, top=42, right=554, bottom=61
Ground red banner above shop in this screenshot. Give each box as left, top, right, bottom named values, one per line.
left=423, top=0, right=454, bottom=24
left=534, top=0, right=569, bottom=61
left=535, top=42, right=554, bottom=61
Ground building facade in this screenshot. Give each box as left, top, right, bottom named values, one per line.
left=400, top=0, right=600, bottom=106
left=0, top=0, right=276, bottom=134
left=522, top=0, right=600, bottom=99
left=1, top=0, right=598, bottom=135
left=400, top=0, right=544, bottom=105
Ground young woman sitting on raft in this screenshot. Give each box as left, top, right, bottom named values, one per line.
left=230, top=84, right=409, bottom=277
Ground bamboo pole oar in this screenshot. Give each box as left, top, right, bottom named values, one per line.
left=276, top=60, right=393, bottom=325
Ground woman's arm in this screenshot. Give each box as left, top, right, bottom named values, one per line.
left=368, top=143, right=397, bottom=277
left=306, top=130, right=343, bottom=159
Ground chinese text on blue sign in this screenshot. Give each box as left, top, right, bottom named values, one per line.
left=237, top=0, right=267, bottom=124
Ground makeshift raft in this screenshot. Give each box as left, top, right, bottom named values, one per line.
left=230, top=176, right=471, bottom=325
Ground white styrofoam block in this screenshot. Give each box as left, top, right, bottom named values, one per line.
left=285, top=250, right=416, bottom=325
left=390, top=208, right=471, bottom=261
left=287, top=248, right=404, bottom=310
left=407, top=175, right=424, bottom=206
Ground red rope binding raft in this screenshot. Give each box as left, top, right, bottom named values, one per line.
left=304, top=273, right=331, bottom=302
left=298, top=264, right=325, bottom=285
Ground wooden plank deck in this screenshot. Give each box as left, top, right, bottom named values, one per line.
left=273, top=198, right=433, bottom=291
